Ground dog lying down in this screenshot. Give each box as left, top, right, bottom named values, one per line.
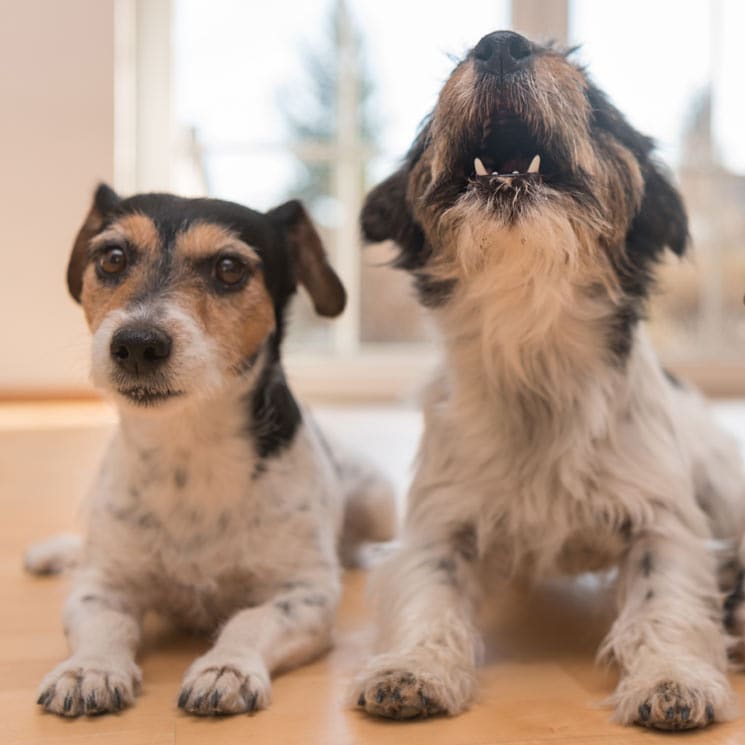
left=353, top=31, right=745, bottom=731
left=24, top=186, right=396, bottom=717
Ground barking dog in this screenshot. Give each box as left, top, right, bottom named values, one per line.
left=353, top=31, right=745, bottom=730
left=27, top=185, right=395, bottom=717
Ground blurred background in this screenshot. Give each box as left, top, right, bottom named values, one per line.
left=1, top=0, right=744, bottom=402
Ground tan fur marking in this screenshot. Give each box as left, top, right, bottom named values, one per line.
left=174, top=222, right=273, bottom=366
left=81, top=215, right=160, bottom=331
left=80, top=263, right=142, bottom=331
left=175, top=275, right=275, bottom=371
left=175, top=222, right=260, bottom=263
left=102, top=213, right=160, bottom=255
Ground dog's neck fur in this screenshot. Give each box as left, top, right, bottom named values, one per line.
left=433, top=219, right=626, bottom=447
left=113, top=352, right=274, bottom=498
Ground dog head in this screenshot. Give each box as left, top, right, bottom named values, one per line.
left=361, top=31, right=688, bottom=325
left=68, top=186, right=345, bottom=410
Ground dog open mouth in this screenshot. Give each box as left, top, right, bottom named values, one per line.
left=467, top=113, right=549, bottom=190
left=119, top=387, right=184, bottom=406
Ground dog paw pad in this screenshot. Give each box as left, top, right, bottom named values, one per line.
left=356, top=670, right=447, bottom=720
left=635, top=680, right=715, bottom=731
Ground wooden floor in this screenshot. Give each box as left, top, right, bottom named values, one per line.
left=4, top=404, right=745, bottom=744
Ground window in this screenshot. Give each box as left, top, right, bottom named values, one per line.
left=572, top=0, right=745, bottom=366
left=118, top=0, right=745, bottom=396
left=169, top=0, right=509, bottom=360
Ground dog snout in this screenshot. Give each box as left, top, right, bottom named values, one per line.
left=110, top=325, right=172, bottom=375
left=473, top=31, right=533, bottom=76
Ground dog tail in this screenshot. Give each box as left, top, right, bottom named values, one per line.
left=336, top=450, right=399, bottom=568
left=23, top=533, right=82, bottom=575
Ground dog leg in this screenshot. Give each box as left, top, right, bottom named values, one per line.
left=601, top=523, right=736, bottom=730
left=177, top=569, right=339, bottom=716
left=353, top=533, right=482, bottom=719
left=337, top=452, right=398, bottom=568
left=36, top=574, right=143, bottom=717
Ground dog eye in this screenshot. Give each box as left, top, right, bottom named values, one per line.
left=214, top=256, right=248, bottom=287
left=98, top=246, right=127, bottom=276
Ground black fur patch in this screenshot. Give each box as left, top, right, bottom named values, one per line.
left=663, top=368, right=683, bottom=388
left=724, top=569, right=745, bottom=630
left=451, top=523, right=478, bottom=562
left=247, top=355, right=302, bottom=460
left=640, top=551, right=653, bottom=577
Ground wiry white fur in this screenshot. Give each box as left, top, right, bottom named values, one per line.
left=31, top=301, right=396, bottom=718
left=354, top=206, right=745, bottom=729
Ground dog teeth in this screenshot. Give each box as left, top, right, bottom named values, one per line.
left=475, top=154, right=540, bottom=180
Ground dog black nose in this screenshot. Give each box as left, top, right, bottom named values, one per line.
left=110, top=325, right=172, bottom=375
left=473, top=31, right=533, bottom=76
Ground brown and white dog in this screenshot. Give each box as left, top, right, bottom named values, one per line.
left=353, top=31, right=745, bottom=730
left=26, top=186, right=396, bottom=717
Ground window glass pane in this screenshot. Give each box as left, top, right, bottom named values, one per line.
left=571, top=0, right=745, bottom=360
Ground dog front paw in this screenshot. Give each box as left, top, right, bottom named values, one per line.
left=356, top=669, right=447, bottom=719
left=353, top=652, right=475, bottom=720
left=178, top=654, right=271, bottom=716
left=613, top=669, right=736, bottom=731
left=636, top=680, right=718, bottom=730
left=36, top=656, right=141, bottom=717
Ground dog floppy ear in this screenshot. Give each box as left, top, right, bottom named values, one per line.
left=67, top=183, right=121, bottom=302
left=268, top=200, right=346, bottom=318
left=627, top=162, right=689, bottom=259
left=588, top=84, right=688, bottom=260
left=360, top=166, right=425, bottom=251
left=360, top=123, right=430, bottom=270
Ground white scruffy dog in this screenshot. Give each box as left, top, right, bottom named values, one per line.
left=353, top=30, right=745, bottom=731
left=26, top=186, right=395, bottom=718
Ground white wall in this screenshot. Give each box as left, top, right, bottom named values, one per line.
left=0, top=0, right=114, bottom=393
